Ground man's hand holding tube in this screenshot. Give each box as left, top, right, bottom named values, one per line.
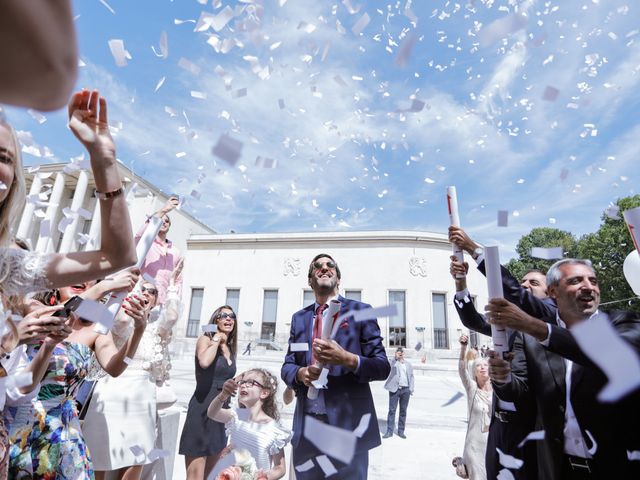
left=312, top=338, right=359, bottom=370
left=485, top=298, right=548, bottom=342
left=488, top=350, right=513, bottom=385
left=297, top=365, right=322, bottom=387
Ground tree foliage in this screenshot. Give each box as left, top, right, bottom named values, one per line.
left=505, top=227, right=579, bottom=280
left=577, top=195, right=640, bottom=312
left=506, top=196, right=640, bottom=312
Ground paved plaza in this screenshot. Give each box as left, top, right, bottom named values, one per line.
left=168, top=345, right=467, bottom=480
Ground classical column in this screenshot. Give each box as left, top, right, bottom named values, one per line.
left=35, top=172, right=66, bottom=253
left=59, top=170, right=89, bottom=253
left=15, top=173, right=43, bottom=240
left=84, top=197, right=101, bottom=251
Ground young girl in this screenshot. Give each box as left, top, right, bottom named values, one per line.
left=208, top=369, right=291, bottom=480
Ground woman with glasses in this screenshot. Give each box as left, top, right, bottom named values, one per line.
left=179, top=305, right=238, bottom=480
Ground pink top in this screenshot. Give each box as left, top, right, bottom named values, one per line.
left=135, top=221, right=183, bottom=305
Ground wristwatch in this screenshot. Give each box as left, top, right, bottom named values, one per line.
left=212, top=336, right=220, bottom=342
left=472, top=246, right=484, bottom=260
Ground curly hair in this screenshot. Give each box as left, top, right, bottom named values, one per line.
left=244, top=368, right=281, bottom=422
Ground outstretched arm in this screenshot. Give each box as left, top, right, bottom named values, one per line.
left=207, top=378, right=237, bottom=423
left=43, top=90, right=136, bottom=288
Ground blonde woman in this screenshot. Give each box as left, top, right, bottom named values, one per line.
left=458, top=334, right=492, bottom=480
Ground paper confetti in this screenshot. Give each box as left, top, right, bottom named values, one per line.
left=212, top=134, right=243, bottom=166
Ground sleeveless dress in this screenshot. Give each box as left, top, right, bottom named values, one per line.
left=459, top=359, right=492, bottom=480
left=5, top=341, right=93, bottom=479
left=179, top=347, right=236, bottom=456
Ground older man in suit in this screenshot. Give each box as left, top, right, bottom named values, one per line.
left=383, top=347, right=415, bottom=439
left=281, top=253, right=390, bottom=480
left=487, top=259, right=640, bottom=479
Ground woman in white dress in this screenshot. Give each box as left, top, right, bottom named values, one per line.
left=458, top=334, right=492, bottom=480
left=83, top=277, right=181, bottom=480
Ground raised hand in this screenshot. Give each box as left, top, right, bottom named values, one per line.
left=170, top=257, right=184, bottom=284
left=102, top=268, right=140, bottom=294
left=67, top=89, right=115, bottom=160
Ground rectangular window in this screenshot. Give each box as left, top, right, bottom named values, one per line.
left=226, top=288, right=240, bottom=315
left=344, top=290, right=362, bottom=302
left=388, top=290, right=406, bottom=347
left=432, top=293, right=449, bottom=349
left=302, top=290, right=315, bottom=309
left=186, top=288, right=204, bottom=338
left=261, top=290, right=278, bottom=340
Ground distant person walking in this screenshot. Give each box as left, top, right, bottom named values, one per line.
left=242, top=341, right=252, bottom=356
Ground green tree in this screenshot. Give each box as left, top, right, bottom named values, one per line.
left=505, top=227, right=579, bottom=280
left=577, top=195, right=640, bottom=312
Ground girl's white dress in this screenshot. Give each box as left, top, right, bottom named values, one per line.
left=225, top=408, right=292, bottom=471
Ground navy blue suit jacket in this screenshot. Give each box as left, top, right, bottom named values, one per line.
left=281, top=296, right=390, bottom=452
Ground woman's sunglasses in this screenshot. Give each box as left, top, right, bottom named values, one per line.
left=141, top=286, right=158, bottom=296
left=217, top=313, right=236, bottom=321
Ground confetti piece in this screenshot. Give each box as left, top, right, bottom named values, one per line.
left=212, top=134, right=243, bottom=166
left=517, top=430, right=545, bottom=448
left=304, top=415, right=356, bottom=464
left=211, top=5, right=235, bottom=31
left=316, top=455, right=338, bottom=477
left=497, top=469, right=515, bottom=480
left=147, top=449, right=171, bottom=461
left=542, top=86, right=560, bottom=101
left=278, top=99, right=286, bottom=109
left=424, top=177, right=435, bottom=184
left=154, top=77, right=166, bottom=92
left=441, top=391, right=464, bottom=407
left=98, top=0, right=116, bottom=15
left=27, top=110, right=47, bottom=124
left=190, top=91, right=207, bottom=99
left=628, top=450, right=640, bottom=461
left=108, top=39, right=132, bottom=67
left=255, top=156, right=277, bottom=168
left=530, top=247, right=563, bottom=260
left=178, top=57, right=201, bottom=76
left=290, top=343, right=309, bottom=352
left=123, top=357, right=133, bottom=365
left=295, top=460, right=315, bottom=472
left=151, top=31, right=169, bottom=59
left=395, top=33, right=418, bottom=67
left=351, top=12, right=370, bottom=35
left=129, top=445, right=145, bottom=457
left=571, top=312, right=640, bottom=402
left=202, top=324, right=217, bottom=333
left=497, top=210, right=509, bottom=227
left=496, top=448, right=523, bottom=469
left=232, top=88, right=247, bottom=98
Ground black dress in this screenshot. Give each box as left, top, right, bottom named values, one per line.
left=178, top=347, right=237, bottom=456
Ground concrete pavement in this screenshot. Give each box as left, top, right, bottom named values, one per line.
left=168, top=348, right=467, bottom=479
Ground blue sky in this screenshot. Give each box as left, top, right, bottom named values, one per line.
left=5, top=0, right=640, bottom=258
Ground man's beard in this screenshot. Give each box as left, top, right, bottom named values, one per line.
left=310, top=277, right=337, bottom=294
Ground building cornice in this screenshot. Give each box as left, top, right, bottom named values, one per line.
left=23, top=162, right=216, bottom=234
left=188, top=230, right=451, bottom=249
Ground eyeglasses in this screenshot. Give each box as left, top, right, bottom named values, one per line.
left=217, top=313, right=236, bottom=321
left=141, top=286, right=158, bottom=296
left=238, top=379, right=265, bottom=388
left=313, top=260, right=336, bottom=270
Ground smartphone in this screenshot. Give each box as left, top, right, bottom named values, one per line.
left=52, top=295, right=84, bottom=318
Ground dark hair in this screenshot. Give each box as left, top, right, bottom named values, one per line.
left=522, top=269, right=547, bottom=278
left=396, top=347, right=404, bottom=353
left=244, top=368, right=280, bottom=421
left=207, top=305, right=238, bottom=359
left=307, top=253, right=341, bottom=280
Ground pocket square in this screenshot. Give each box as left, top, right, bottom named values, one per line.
left=339, top=320, right=349, bottom=329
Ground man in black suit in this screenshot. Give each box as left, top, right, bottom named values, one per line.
left=450, top=257, right=546, bottom=480
left=487, top=259, right=640, bottom=479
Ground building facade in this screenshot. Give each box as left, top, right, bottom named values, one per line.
left=181, top=231, right=491, bottom=354
left=17, top=163, right=492, bottom=355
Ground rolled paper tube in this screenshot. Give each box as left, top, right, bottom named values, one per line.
left=308, top=300, right=342, bottom=400
left=623, top=206, right=640, bottom=254
left=484, top=246, right=510, bottom=356
left=94, top=216, right=164, bottom=334
left=447, top=186, right=465, bottom=278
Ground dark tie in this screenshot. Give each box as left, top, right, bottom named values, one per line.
left=311, top=304, right=328, bottom=365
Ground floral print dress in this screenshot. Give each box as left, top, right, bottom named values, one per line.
left=5, top=341, right=93, bottom=479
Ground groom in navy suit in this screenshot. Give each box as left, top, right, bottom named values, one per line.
left=281, top=253, right=390, bottom=479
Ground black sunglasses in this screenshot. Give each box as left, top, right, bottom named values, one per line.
left=141, top=286, right=158, bottom=296
left=238, top=379, right=265, bottom=388
left=217, top=312, right=236, bottom=321
left=313, top=260, right=336, bottom=270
